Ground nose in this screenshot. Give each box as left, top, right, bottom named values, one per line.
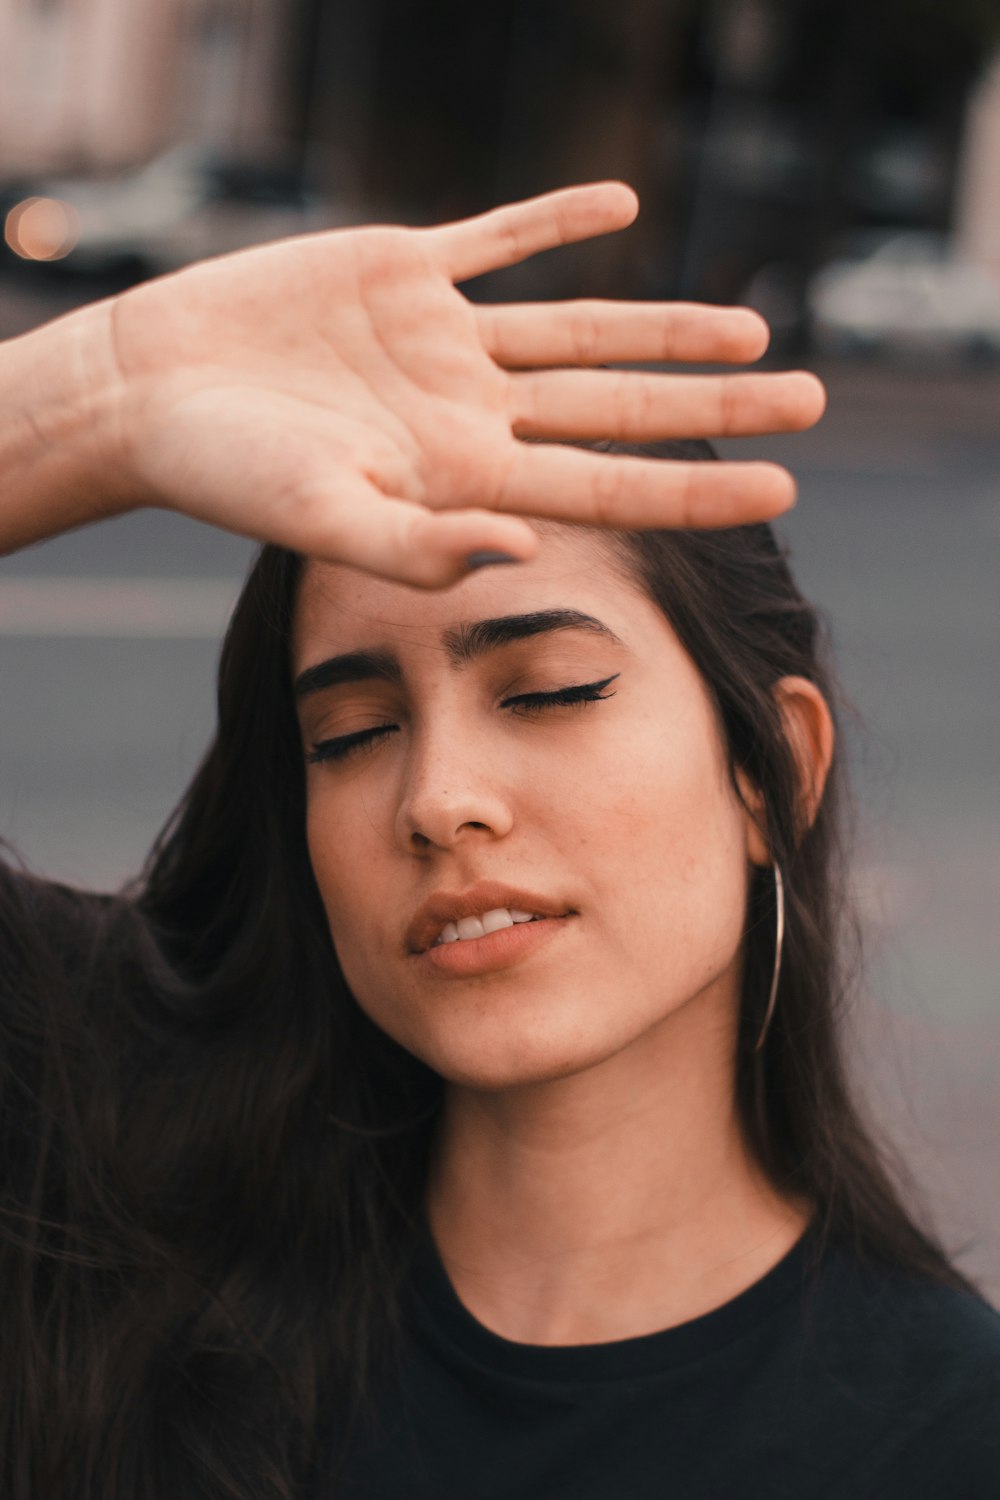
left=395, top=726, right=514, bottom=853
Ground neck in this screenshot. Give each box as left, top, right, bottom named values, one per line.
left=425, top=992, right=811, bottom=1346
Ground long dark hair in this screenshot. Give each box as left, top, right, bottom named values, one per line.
left=0, top=440, right=987, bottom=1498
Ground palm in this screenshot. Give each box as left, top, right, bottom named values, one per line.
left=107, top=184, right=825, bottom=586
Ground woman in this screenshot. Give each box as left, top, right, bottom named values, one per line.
left=0, top=183, right=996, bottom=1498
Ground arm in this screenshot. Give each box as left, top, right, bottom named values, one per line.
left=0, top=300, right=127, bottom=553
left=0, top=182, right=825, bottom=586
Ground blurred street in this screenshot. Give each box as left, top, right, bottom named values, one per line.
left=723, top=361, right=1000, bottom=1304
left=1, top=274, right=998, bottom=1299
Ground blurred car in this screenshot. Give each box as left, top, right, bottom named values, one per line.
left=807, top=231, right=1000, bottom=359
left=1, top=145, right=345, bottom=284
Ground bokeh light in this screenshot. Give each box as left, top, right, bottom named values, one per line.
left=4, top=196, right=80, bottom=261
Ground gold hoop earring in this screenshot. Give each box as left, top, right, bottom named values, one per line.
left=752, top=863, right=784, bottom=1053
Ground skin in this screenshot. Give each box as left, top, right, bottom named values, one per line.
left=0, top=183, right=826, bottom=570
left=0, top=181, right=831, bottom=1344
left=294, top=525, right=833, bottom=1346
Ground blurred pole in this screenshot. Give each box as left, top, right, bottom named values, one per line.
left=794, top=2, right=875, bottom=338
left=70, top=0, right=184, bottom=165
left=232, top=0, right=296, bottom=157
left=0, top=0, right=76, bottom=169
left=955, top=50, right=1000, bottom=280
left=292, top=0, right=385, bottom=201
left=677, top=0, right=781, bottom=303
left=493, top=0, right=672, bottom=297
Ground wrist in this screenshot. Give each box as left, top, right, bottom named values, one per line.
left=0, top=297, right=134, bottom=553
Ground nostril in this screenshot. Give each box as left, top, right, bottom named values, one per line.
left=409, top=819, right=493, bottom=847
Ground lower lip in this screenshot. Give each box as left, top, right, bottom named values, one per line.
left=417, top=916, right=573, bottom=976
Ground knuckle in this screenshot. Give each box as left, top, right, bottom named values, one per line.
left=659, top=308, right=684, bottom=359
left=509, top=374, right=539, bottom=436
left=484, top=443, right=518, bottom=511
left=378, top=506, right=449, bottom=588
left=295, top=488, right=354, bottom=551
left=611, top=376, right=631, bottom=436
left=478, top=305, right=503, bottom=361
left=589, top=459, right=623, bottom=525
left=677, top=463, right=703, bottom=528
left=571, top=306, right=603, bottom=365
left=634, top=377, right=656, bottom=433
left=611, top=372, right=657, bottom=438
left=719, top=377, right=739, bottom=435
left=494, top=212, right=525, bottom=264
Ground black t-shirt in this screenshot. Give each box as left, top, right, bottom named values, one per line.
left=322, top=1218, right=1000, bottom=1498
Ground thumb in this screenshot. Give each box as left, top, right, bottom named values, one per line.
left=303, top=497, right=540, bottom=589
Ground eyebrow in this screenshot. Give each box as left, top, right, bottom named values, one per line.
left=293, top=609, right=622, bottom=700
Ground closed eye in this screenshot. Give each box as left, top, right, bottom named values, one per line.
left=306, top=675, right=619, bottom=764
left=306, top=724, right=397, bottom=764
left=501, top=674, right=620, bottom=713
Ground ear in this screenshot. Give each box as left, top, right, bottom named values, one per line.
left=738, top=675, right=835, bottom=867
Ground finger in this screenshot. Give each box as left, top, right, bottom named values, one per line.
left=508, top=369, right=827, bottom=442
left=279, top=483, right=539, bottom=589
left=495, top=443, right=798, bottom=529
left=427, top=182, right=639, bottom=284
left=478, top=300, right=771, bottom=368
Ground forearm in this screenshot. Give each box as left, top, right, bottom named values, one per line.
left=0, top=299, right=130, bottom=556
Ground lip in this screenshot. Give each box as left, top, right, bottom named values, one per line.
left=404, top=880, right=576, bottom=956
left=418, top=913, right=572, bottom=976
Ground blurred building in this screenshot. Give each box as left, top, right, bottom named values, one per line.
left=1, top=0, right=998, bottom=303
left=0, top=0, right=291, bottom=172
left=289, top=0, right=1000, bottom=306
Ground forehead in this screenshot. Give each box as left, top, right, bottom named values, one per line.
left=292, top=526, right=659, bottom=671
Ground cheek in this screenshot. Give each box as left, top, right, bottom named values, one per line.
left=584, top=708, right=750, bottom=977
left=305, top=779, right=418, bottom=1027
left=305, top=791, right=378, bottom=942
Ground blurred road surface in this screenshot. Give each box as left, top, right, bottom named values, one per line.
left=1, top=275, right=998, bottom=1299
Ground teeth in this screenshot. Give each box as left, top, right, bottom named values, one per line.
left=481, top=908, right=515, bottom=935
left=433, top=906, right=545, bottom=947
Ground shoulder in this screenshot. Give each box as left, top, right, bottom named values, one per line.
left=807, top=1245, right=1000, bottom=1498
left=817, top=1241, right=1000, bottom=1372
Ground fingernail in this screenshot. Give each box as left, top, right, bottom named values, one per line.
left=465, top=550, right=521, bottom=571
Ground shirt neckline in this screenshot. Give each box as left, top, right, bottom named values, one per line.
left=408, top=1216, right=824, bottom=1383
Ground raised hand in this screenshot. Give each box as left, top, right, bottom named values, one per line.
left=5, top=183, right=826, bottom=585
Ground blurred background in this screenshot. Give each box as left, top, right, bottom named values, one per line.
left=0, top=0, right=997, bottom=1297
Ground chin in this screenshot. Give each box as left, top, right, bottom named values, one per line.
left=405, top=1005, right=633, bottom=1094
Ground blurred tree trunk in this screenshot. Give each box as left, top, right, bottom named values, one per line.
left=492, top=0, right=678, bottom=296
left=289, top=0, right=682, bottom=296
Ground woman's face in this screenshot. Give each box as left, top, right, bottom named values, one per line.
left=293, top=527, right=760, bottom=1091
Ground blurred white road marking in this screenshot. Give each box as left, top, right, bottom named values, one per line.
left=0, top=577, right=243, bottom=638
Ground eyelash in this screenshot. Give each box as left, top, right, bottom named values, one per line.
left=306, top=674, right=620, bottom=765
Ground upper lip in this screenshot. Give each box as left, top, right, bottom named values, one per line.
left=405, top=881, right=575, bottom=955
